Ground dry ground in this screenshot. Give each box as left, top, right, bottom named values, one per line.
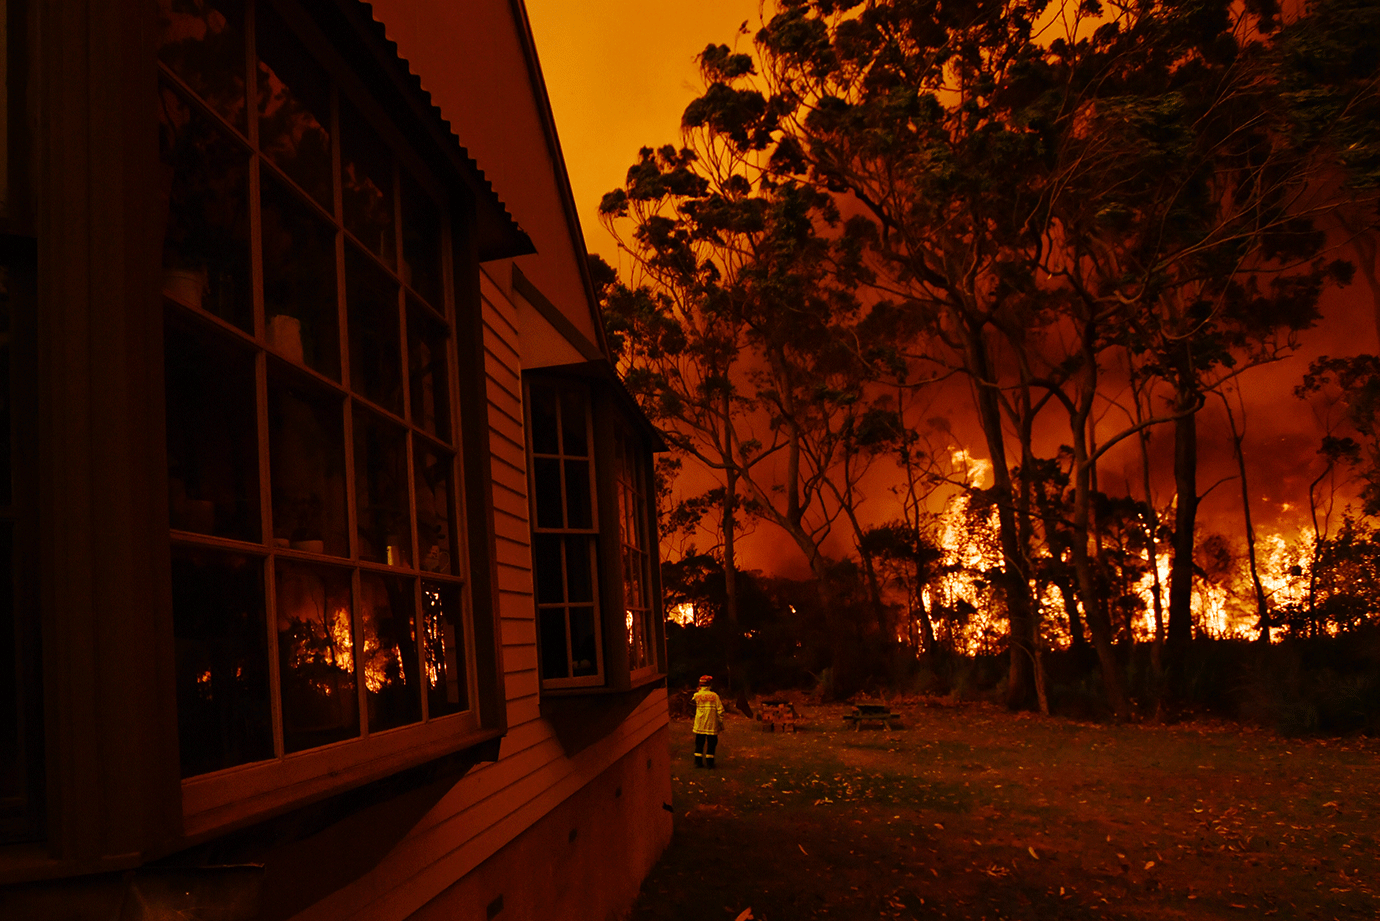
left=625, top=697, right=1379, bottom=921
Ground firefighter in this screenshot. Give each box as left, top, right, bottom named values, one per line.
left=692, top=675, right=725, bottom=768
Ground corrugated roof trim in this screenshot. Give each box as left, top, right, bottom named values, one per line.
left=349, top=0, right=534, bottom=260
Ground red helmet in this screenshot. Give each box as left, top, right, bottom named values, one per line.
left=698, top=675, right=713, bottom=686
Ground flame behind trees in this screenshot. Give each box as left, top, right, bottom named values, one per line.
left=600, top=0, right=1380, bottom=714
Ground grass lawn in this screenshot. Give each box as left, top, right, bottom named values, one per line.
left=626, top=697, right=1379, bottom=921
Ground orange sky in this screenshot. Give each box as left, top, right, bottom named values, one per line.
left=524, top=0, right=761, bottom=265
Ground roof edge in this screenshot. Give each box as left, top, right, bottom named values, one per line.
left=505, top=0, right=613, bottom=358
left=337, top=0, right=536, bottom=261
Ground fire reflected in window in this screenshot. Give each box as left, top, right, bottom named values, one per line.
left=173, top=547, right=273, bottom=778
left=359, top=573, right=421, bottom=731
left=423, top=581, right=467, bottom=716
left=274, top=561, right=358, bottom=753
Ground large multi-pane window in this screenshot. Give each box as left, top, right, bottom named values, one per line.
left=157, top=0, right=472, bottom=788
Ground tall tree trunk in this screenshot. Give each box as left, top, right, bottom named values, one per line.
left=722, top=463, right=751, bottom=716
left=1055, top=570, right=1086, bottom=651
left=1063, top=315, right=1127, bottom=719
left=1167, top=398, right=1198, bottom=650
left=962, top=322, right=1037, bottom=710
left=1137, top=422, right=1166, bottom=712
left=1071, top=414, right=1129, bottom=721
left=1165, top=361, right=1201, bottom=713
left=915, top=566, right=936, bottom=654
left=1220, top=391, right=1270, bottom=643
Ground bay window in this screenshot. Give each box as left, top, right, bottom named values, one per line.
left=526, top=372, right=665, bottom=692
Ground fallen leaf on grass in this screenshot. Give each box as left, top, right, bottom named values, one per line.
left=734, top=910, right=754, bottom=921
left=1028, top=846, right=1039, bottom=860
left=799, top=844, right=808, bottom=856
left=1144, top=861, right=1155, bottom=870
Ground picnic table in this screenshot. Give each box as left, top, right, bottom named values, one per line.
left=843, top=703, right=901, bottom=731
left=758, top=699, right=798, bottom=732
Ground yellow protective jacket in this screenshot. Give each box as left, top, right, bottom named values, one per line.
left=692, top=688, right=725, bottom=735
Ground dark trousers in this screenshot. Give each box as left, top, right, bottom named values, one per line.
left=693, top=732, right=718, bottom=766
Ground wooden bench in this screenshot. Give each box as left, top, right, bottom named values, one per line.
left=759, top=699, right=798, bottom=733
left=844, top=704, right=901, bottom=731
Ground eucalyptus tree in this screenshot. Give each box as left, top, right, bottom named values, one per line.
left=598, top=110, right=905, bottom=613
left=1276, top=0, right=1380, bottom=339
left=680, top=0, right=1086, bottom=709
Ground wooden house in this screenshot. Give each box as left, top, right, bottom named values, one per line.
left=0, top=1, right=672, bottom=918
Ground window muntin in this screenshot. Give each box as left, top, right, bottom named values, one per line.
left=528, top=382, right=603, bottom=686
left=157, top=0, right=475, bottom=789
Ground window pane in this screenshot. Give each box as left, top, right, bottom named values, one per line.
left=172, top=547, right=273, bottom=778
left=353, top=408, right=410, bottom=566
left=156, top=0, right=248, bottom=132
left=564, top=459, right=591, bottom=530
left=565, top=536, right=592, bottom=603
left=275, top=561, right=358, bottom=753
left=400, top=170, right=442, bottom=307
left=346, top=245, right=402, bottom=413
left=268, top=371, right=348, bottom=556
left=538, top=608, right=568, bottom=680
left=165, top=313, right=260, bottom=541
left=533, top=457, right=562, bottom=529
left=407, top=304, right=450, bottom=442
left=532, top=534, right=563, bottom=605
left=560, top=390, right=588, bottom=457
left=262, top=176, right=341, bottom=379
left=340, top=99, right=395, bottom=269
left=528, top=386, right=558, bottom=455
left=159, top=86, right=253, bottom=331
left=414, top=444, right=455, bottom=574
left=422, top=581, right=467, bottom=716
left=256, top=3, right=333, bottom=210
left=623, top=549, right=643, bottom=608
left=569, top=606, right=598, bottom=677
left=359, top=572, right=421, bottom=731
